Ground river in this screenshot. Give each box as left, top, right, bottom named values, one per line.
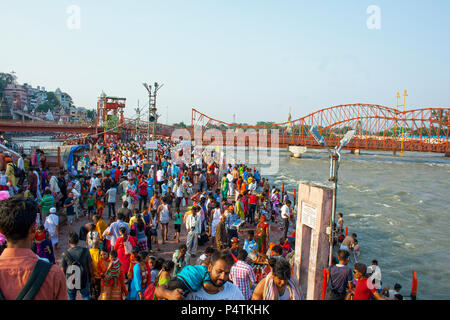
left=254, top=149, right=450, bottom=300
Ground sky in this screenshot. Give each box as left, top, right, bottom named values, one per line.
left=1, top=0, right=449, bottom=125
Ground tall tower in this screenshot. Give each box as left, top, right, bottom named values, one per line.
left=96, top=91, right=126, bottom=141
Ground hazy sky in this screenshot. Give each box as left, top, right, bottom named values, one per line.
left=1, top=0, right=449, bottom=125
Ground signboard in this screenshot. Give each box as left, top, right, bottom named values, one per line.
left=179, top=140, right=192, bottom=147
left=145, top=141, right=158, bottom=150
left=301, top=203, right=317, bottom=230
left=143, top=162, right=151, bottom=174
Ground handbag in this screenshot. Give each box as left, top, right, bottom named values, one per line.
left=144, top=269, right=162, bottom=300
left=123, top=239, right=132, bottom=255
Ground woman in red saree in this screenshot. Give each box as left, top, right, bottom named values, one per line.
left=255, top=215, right=270, bottom=255
left=98, top=249, right=128, bottom=300
left=114, top=226, right=138, bottom=279
left=96, top=189, right=105, bottom=218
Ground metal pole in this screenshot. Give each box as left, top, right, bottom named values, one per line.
left=400, top=90, right=407, bottom=157
left=329, top=152, right=338, bottom=266
left=147, top=87, right=151, bottom=160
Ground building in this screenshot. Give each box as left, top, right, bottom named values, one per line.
left=0, top=98, right=12, bottom=119
left=55, top=88, right=73, bottom=109
left=25, top=84, right=47, bottom=109
left=69, top=106, right=89, bottom=122
left=2, top=83, right=28, bottom=110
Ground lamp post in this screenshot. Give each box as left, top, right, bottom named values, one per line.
left=143, top=82, right=164, bottom=161
left=310, top=126, right=356, bottom=265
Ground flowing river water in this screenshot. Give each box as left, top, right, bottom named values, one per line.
left=254, top=149, right=450, bottom=300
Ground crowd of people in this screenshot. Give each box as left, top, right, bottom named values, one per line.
left=0, top=134, right=405, bottom=301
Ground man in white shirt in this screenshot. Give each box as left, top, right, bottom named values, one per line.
left=156, top=167, right=164, bottom=193
left=382, top=283, right=402, bottom=300
left=248, top=180, right=257, bottom=192
left=148, top=165, right=155, bottom=179
left=226, top=172, right=234, bottom=196
left=367, top=259, right=382, bottom=289
left=69, top=187, right=81, bottom=220
left=49, top=174, right=60, bottom=195
left=185, top=206, right=202, bottom=257
left=280, top=200, right=292, bottom=239
left=106, top=185, right=117, bottom=219
left=104, top=212, right=130, bottom=247
left=44, top=207, right=59, bottom=249
left=89, top=164, right=97, bottom=177
left=173, top=180, right=184, bottom=212
left=89, top=174, right=100, bottom=193
left=17, top=155, right=24, bottom=171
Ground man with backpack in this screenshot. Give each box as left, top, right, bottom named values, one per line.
left=61, top=233, right=95, bottom=300
left=0, top=195, right=67, bottom=300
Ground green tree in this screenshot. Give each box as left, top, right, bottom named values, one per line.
left=105, top=114, right=119, bottom=131
left=36, top=91, right=60, bottom=112
left=173, top=121, right=187, bottom=128
left=86, top=109, right=96, bottom=121
left=46, top=92, right=60, bottom=109
left=36, top=102, right=52, bottom=113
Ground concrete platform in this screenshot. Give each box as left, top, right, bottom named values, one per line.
left=288, top=146, right=307, bottom=158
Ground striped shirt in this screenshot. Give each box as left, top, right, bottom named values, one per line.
left=229, top=260, right=257, bottom=300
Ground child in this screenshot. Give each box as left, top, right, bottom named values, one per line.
left=337, top=213, right=344, bottom=235
left=0, top=169, right=8, bottom=191
left=353, top=239, right=360, bottom=258
left=127, top=246, right=141, bottom=281
left=34, top=225, right=46, bottom=242
left=173, top=210, right=182, bottom=242
left=86, top=223, right=100, bottom=249
left=34, top=226, right=55, bottom=264
left=153, top=264, right=213, bottom=300
left=106, top=249, right=122, bottom=287
left=95, top=188, right=105, bottom=218
left=86, top=192, right=95, bottom=220
left=279, top=236, right=292, bottom=257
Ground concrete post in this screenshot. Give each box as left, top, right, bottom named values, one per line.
left=288, top=146, right=307, bottom=158
left=293, top=183, right=333, bottom=300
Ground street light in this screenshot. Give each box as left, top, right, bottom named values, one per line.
left=309, top=125, right=356, bottom=265
left=143, top=81, right=164, bottom=161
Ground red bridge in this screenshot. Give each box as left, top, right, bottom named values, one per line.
left=1, top=104, right=448, bottom=155
left=0, top=119, right=98, bottom=134
left=191, top=104, right=450, bottom=154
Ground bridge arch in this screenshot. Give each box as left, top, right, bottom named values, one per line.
left=191, top=104, right=449, bottom=153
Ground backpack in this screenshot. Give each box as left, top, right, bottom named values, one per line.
left=64, top=249, right=88, bottom=288
left=57, top=177, right=67, bottom=195
left=0, top=259, right=52, bottom=300
left=10, top=163, right=21, bottom=178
